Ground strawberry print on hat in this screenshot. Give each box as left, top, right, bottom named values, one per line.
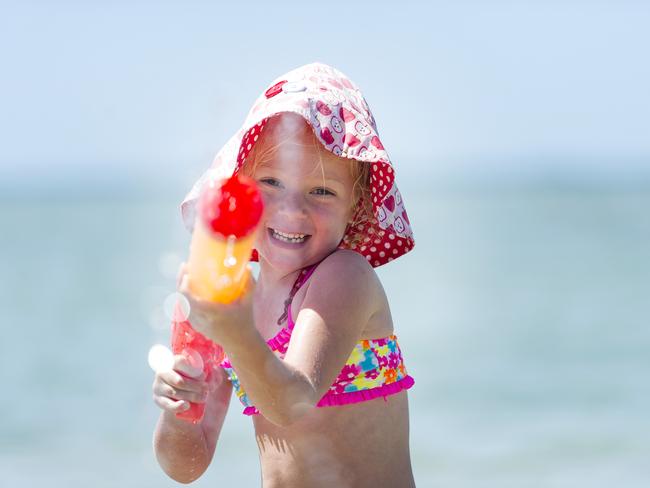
left=181, top=62, right=414, bottom=267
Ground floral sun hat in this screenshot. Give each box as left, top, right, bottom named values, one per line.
left=181, top=62, right=414, bottom=267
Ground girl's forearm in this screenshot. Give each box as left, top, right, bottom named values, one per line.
left=153, top=411, right=211, bottom=483
left=224, top=325, right=318, bottom=426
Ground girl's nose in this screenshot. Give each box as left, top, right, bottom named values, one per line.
left=278, top=191, right=307, bottom=219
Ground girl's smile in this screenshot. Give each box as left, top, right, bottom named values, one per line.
left=268, top=227, right=310, bottom=245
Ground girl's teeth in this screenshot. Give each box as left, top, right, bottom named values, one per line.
left=272, top=229, right=307, bottom=243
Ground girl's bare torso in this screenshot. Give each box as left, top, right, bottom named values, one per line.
left=250, top=273, right=416, bottom=488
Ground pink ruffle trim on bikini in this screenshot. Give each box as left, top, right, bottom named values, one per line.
left=241, top=375, right=415, bottom=416
left=220, top=324, right=292, bottom=371
left=317, top=375, right=415, bottom=407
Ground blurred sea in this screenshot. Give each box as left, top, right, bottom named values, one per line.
left=1, top=171, right=649, bottom=487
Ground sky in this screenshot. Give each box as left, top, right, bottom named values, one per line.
left=1, top=1, right=649, bottom=192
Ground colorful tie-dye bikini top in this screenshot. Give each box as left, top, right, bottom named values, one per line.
left=220, top=261, right=415, bottom=416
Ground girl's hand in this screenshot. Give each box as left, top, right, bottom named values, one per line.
left=152, top=352, right=221, bottom=414
left=176, top=262, right=256, bottom=346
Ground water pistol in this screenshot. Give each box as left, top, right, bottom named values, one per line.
left=171, top=173, right=264, bottom=423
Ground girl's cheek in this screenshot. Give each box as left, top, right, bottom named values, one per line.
left=259, top=187, right=277, bottom=207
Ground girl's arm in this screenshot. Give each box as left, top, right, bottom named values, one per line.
left=153, top=364, right=232, bottom=483
left=210, top=250, right=380, bottom=426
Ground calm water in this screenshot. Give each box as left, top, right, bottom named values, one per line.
left=1, top=179, right=649, bottom=487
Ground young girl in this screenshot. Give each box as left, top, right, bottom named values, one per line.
left=152, top=62, right=416, bottom=487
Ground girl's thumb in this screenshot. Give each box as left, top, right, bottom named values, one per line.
left=174, top=348, right=204, bottom=378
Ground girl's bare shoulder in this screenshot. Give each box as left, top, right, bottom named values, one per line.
left=303, top=250, right=384, bottom=317
left=315, top=249, right=379, bottom=286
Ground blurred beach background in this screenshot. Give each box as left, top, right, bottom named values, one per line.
left=1, top=2, right=649, bottom=487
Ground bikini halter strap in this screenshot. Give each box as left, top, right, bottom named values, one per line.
left=276, top=262, right=321, bottom=326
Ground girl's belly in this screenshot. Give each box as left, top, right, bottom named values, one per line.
left=253, top=391, right=415, bottom=488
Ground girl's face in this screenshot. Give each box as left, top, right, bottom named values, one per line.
left=249, top=114, right=356, bottom=274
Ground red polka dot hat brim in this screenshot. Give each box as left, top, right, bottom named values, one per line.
left=181, top=62, right=414, bottom=267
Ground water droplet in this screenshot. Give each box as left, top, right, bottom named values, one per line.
left=148, top=344, right=174, bottom=372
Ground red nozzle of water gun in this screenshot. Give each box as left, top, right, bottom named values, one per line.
left=198, top=174, right=264, bottom=239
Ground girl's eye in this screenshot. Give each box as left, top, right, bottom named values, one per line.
left=311, top=187, right=335, bottom=196
left=259, top=177, right=280, bottom=187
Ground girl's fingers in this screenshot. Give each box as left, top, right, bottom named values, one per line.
left=173, top=351, right=204, bottom=379
left=152, top=378, right=176, bottom=398
left=154, top=382, right=208, bottom=404
left=176, top=262, right=188, bottom=288
left=157, top=369, right=208, bottom=396
left=153, top=394, right=190, bottom=413
left=178, top=274, right=203, bottom=319
left=159, top=370, right=205, bottom=394
left=179, top=273, right=190, bottom=294
left=153, top=374, right=209, bottom=404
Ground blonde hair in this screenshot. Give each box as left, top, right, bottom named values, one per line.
left=346, top=162, right=373, bottom=248
left=240, top=115, right=373, bottom=248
